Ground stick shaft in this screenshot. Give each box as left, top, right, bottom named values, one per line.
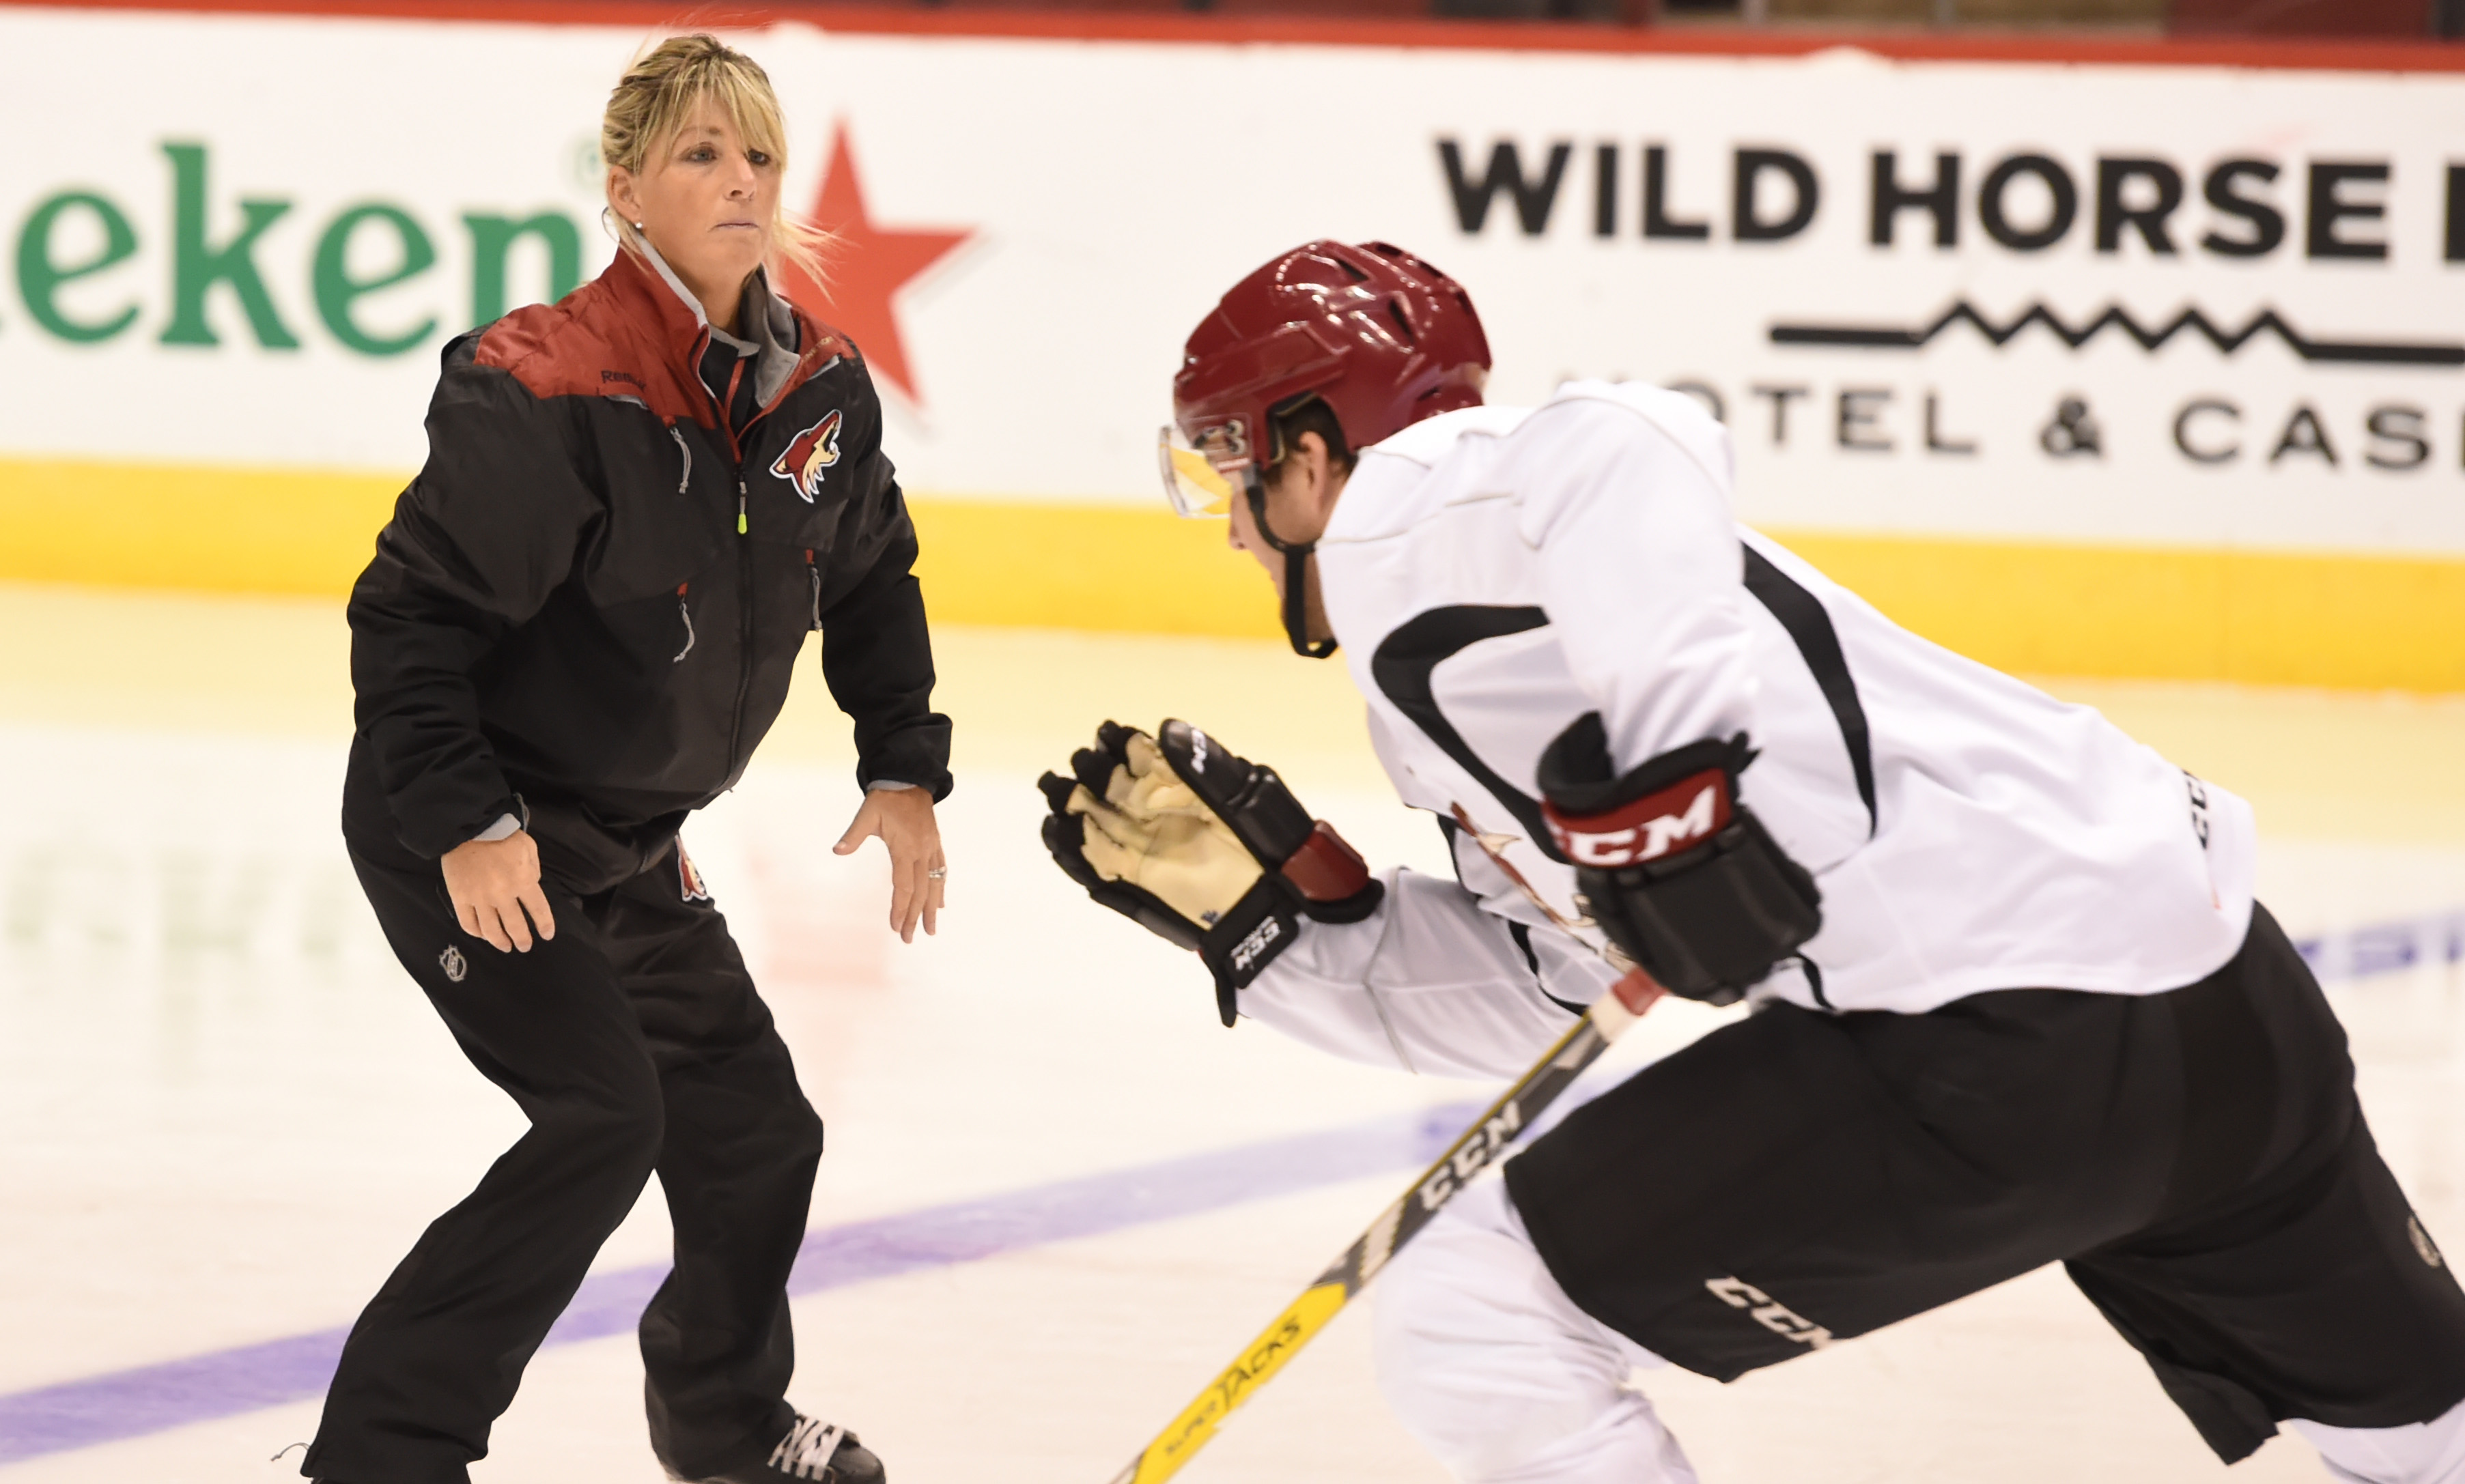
left=1108, top=974, right=1661, bottom=1484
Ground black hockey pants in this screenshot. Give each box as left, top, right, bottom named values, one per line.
left=302, top=820, right=824, bottom=1484
left=1508, top=904, right=2465, bottom=1464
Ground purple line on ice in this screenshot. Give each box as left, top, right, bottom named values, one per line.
left=9, top=909, right=2453, bottom=1464
left=2295, top=909, right=2465, bottom=982
left=0, top=1102, right=1477, bottom=1465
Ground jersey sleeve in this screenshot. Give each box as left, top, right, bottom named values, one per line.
left=1236, top=866, right=1618, bottom=1080
left=1507, top=388, right=1758, bottom=773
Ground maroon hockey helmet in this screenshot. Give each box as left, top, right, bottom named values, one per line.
left=1161, top=240, right=1491, bottom=515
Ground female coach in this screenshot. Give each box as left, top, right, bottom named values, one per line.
left=306, top=35, right=942, bottom=1484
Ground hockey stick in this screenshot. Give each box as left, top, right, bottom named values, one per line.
left=1106, top=962, right=1666, bottom=1484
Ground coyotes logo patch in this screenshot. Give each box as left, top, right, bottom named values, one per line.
left=677, top=842, right=714, bottom=904
left=771, top=408, right=843, bottom=502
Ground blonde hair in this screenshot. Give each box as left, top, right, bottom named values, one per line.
left=602, top=33, right=828, bottom=285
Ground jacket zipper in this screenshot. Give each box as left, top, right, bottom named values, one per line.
left=805, top=549, right=821, bottom=629
left=726, top=477, right=755, bottom=775
left=699, top=325, right=832, bottom=781
left=673, top=582, right=695, bottom=662
left=727, top=356, right=750, bottom=532
left=692, top=337, right=761, bottom=779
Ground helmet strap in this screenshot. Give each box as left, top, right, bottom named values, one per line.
left=1244, top=474, right=1337, bottom=659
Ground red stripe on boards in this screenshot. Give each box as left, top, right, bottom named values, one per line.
left=9, top=0, right=2465, bottom=72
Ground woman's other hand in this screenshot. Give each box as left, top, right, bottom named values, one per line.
left=440, top=831, right=557, bottom=953
left=835, top=787, right=945, bottom=943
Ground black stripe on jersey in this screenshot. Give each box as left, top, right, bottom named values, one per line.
left=1799, top=955, right=1837, bottom=1012
left=1510, top=919, right=1592, bottom=1017
left=1442, top=814, right=1590, bottom=1016
left=1443, top=814, right=1592, bottom=1017
left=1509, top=918, right=1542, bottom=974
left=1377, top=565, right=1876, bottom=851
left=1370, top=605, right=1566, bottom=863
left=1742, top=547, right=1877, bottom=836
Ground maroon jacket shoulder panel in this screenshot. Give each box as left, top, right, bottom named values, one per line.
left=473, top=251, right=707, bottom=425
left=473, top=248, right=851, bottom=431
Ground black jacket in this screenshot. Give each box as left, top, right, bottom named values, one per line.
left=346, top=247, right=950, bottom=889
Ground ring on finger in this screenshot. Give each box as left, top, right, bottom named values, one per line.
left=927, top=867, right=948, bottom=879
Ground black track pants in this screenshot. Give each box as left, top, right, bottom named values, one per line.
left=302, top=828, right=825, bottom=1484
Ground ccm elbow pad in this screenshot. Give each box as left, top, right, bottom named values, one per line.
left=1536, top=715, right=1820, bottom=1007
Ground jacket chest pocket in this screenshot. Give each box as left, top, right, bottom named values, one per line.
left=758, top=491, right=854, bottom=629
left=665, top=424, right=694, bottom=496
left=583, top=420, right=728, bottom=609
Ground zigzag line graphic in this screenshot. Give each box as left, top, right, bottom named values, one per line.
left=1770, top=300, right=2464, bottom=367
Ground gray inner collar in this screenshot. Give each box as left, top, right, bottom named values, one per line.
left=636, top=241, right=803, bottom=410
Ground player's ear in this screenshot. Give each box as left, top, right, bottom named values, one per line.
left=1292, top=429, right=1327, bottom=477
left=1288, top=430, right=1341, bottom=514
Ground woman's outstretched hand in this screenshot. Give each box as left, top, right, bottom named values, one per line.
left=440, top=830, right=557, bottom=953
left=835, top=786, right=945, bottom=943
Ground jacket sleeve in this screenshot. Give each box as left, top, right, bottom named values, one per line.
left=1509, top=389, right=1759, bottom=773
left=348, top=346, right=599, bottom=857
left=1237, top=858, right=1618, bottom=1080
left=817, top=478, right=953, bottom=802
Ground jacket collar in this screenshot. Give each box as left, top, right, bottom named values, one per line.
left=606, top=244, right=837, bottom=427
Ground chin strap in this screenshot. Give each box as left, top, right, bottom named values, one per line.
left=1243, top=476, right=1338, bottom=659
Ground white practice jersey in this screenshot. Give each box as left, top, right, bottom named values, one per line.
left=1240, top=381, right=2256, bottom=1080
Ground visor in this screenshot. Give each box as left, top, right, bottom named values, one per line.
left=1157, top=424, right=1239, bottom=519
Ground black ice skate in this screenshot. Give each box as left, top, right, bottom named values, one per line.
left=701, top=1414, right=884, bottom=1484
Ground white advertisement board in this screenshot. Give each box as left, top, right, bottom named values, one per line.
left=3, top=5, right=2462, bottom=557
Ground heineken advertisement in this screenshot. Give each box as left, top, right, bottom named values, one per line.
left=2, top=3, right=2460, bottom=686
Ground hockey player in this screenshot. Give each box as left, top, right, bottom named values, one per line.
left=1041, top=240, right=2465, bottom=1482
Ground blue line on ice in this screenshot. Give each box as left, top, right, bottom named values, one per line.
left=0, top=1101, right=1480, bottom=1465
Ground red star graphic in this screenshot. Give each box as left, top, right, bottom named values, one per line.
left=780, top=124, right=972, bottom=408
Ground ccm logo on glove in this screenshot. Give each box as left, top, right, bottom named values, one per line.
left=1543, top=771, right=1730, bottom=868
left=1535, top=716, right=1820, bottom=1005
left=1228, top=916, right=1283, bottom=973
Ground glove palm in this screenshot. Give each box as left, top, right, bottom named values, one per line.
left=1067, top=738, right=1260, bottom=926
left=1040, top=720, right=1381, bottom=1025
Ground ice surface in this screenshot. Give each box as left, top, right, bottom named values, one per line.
left=2, top=586, right=2460, bottom=1483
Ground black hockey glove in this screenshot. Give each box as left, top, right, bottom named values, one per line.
left=1039, top=719, right=1384, bottom=1026
left=1536, top=714, right=1820, bottom=1007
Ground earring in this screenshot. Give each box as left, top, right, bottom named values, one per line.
left=632, top=220, right=645, bottom=230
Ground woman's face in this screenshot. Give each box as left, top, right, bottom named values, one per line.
left=609, top=96, right=780, bottom=321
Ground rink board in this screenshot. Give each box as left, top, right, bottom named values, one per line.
left=1, top=3, right=2462, bottom=687
left=4, top=455, right=2461, bottom=689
